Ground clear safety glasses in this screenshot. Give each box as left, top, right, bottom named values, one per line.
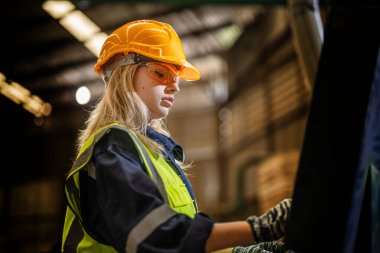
left=144, top=62, right=179, bottom=85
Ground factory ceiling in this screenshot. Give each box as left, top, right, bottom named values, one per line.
left=0, top=1, right=275, bottom=181
left=0, top=2, right=264, bottom=117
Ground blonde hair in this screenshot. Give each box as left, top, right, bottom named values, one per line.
left=77, top=63, right=170, bottom=156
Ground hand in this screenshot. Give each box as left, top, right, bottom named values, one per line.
left=247, top=198, right=292, bottom=242
left=232, top=241, right=295, bottom=253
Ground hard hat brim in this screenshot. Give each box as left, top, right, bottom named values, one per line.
left=178, top=60, right=201, bottom=81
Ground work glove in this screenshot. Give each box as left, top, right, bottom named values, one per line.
left=232, top=241, right=295, bottom=253
left=247, top=198, right=292, bottom=242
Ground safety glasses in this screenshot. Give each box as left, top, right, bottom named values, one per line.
left=144, top=62, right=179, bottom=85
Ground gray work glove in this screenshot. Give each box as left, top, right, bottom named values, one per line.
left=247, top=198, right=292, bottom=242
left=233, top=241, right=295, bottom=253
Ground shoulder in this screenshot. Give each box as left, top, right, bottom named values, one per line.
left=94, top=127, right=140, bottom=157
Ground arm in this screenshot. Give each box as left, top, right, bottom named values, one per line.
left=206, top=198, right=292, bottom=253
left=205, top=221, right=253, bottom=253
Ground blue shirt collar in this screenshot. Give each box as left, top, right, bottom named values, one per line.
left=146, top=126, right=184, bottom=162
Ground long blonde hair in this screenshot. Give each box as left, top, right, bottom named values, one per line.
left=77, top=63, right=170, bottom=155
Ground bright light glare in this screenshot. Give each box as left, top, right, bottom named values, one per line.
left=75, top=86, right=91, bottom=105
left=42, top=1, right=75, bottom=19
left=59, top=10, right=100, bottom=42
left=42, top=1, right=107, bottom=56
left=84, top=32, right=108, bottom=56
left=0, top=82, right=31, bottom=104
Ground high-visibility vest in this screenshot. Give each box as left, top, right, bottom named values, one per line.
left=61, top=123, right=197, bottom=253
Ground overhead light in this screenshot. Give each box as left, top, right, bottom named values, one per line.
left=23, top=95, right=45, bottom=117
left=84, top=32, right=108, bottom=56
left=0, top=81, right=30, bottom=104
left=23, top=95, right=52, bottom=117
left=0, top=72, right=52, bottom=117
left=75, top=86, right=91, bottom=105
left=43, top=1, right=107, bottom=56
left=42, top=0, right=75, bottom=19
left=59, top=10, right=101, bottom=42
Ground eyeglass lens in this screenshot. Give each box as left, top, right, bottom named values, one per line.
left=146, top=63, right=178, bottom=85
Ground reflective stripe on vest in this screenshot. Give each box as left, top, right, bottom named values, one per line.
left=62, top=124, right=196, bottom=253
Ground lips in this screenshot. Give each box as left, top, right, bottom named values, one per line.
left=161, top=97, right=174, bottom=107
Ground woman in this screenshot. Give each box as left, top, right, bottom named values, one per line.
left=61, top=20, right=292, bottom=253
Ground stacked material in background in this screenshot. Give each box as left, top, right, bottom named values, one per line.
left=256, top=150, right=300, bottom=214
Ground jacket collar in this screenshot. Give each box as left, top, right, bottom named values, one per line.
left=146, top=126, right=184, bottom=162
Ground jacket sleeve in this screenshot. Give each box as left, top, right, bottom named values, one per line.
left=80, top=128, right=214, bottom=253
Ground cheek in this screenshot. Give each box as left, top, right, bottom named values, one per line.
left=136, top=84, right=163, bottom=108
left=134, top=69, right=152, bottom=99
left=133, top=68, right=146, bottom=91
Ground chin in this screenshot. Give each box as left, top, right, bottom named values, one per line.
left=152, top=110, right=169, bottom=119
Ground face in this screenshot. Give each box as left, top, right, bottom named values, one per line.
left=133, top=63, right=180, bottom=120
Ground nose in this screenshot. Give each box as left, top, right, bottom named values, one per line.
left=166, top=81, right=180, bottom=94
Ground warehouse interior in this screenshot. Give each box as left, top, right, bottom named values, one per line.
left=0, top=1, right=379, bottom=253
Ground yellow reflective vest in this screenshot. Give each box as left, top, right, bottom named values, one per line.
left=61, top=123, right=197, bottom=253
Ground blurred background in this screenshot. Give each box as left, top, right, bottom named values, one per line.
left=0, top=1, right=328, bottom=252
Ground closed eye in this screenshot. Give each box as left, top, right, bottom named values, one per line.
left=154, top=70, right=165, bottom=78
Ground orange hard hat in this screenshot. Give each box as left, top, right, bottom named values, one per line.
left=94, top=19, right=201, bottom=81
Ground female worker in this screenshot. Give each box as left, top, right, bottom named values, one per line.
left=61, top=20, right=292, bottom=253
